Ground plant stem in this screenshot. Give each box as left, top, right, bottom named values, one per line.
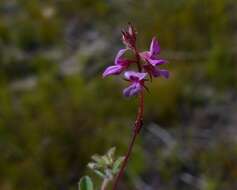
left=112, top=91, right=144, bottom=190
left=134, top=48, right=142, bottom=72
left=101, top=178, right=110, bottom=190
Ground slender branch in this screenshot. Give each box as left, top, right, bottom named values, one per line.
left=112, top=91, right=144, bottom=190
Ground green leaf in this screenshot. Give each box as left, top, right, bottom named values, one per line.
left=107, top=147, right=116, bottom=159
left=91, top=155, right=101, bottom=163
left=94, top=170, right=106, bottom=178
left=87, top=162, right=97, bottom=170
left=112, top=156, right=125, bottom=174
left=79, top=176, right=94, bottom=190
left=101, top=155, right=111, bottom=165
left=91, top=155, right=107, bottom=167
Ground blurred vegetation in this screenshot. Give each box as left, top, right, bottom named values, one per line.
left=0, top=0, right=237, bottom=190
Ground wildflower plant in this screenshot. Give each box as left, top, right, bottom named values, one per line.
left=79, top=23, right=169, bottom=190
left=79, top=148, right=124, bottom=190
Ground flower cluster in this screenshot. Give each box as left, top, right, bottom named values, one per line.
left=103, top=23, right=169, bottom=97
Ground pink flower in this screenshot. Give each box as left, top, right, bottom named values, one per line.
left=103, top=49, right=133, bottom=77
left=102, top=23, right=170, bottom=98
left=123, top=71, right=147, bottom=97
left=140, top=37, right=169, bottom=78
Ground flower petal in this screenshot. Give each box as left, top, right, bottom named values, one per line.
left=143, top=64, right=159, bottom=78
left=148, top=59, right=167, bottom=66
left=123, top=83, right=142, bottom=97
left=149, top=37, right=160, bottom=56
left=102, top=65, right=123, bottom=77
left=157, top=69, right=170, bottom=78
left=115, top=49, right=128, bottom=65
left=124, top=71, right=147, bottom=81
left=139, top=51, right=150, bottom=60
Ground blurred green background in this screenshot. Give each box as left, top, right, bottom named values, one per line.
left=0, top=0, right=237, bottom=189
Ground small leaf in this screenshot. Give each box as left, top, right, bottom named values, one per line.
left=112, top=156, right=125, bottom=174
left=94, top=170, right=106, bottom=178
left=79, top=176, right=93, bottom=190
left=91, top=155, right=101, bottom=163
left=91, top=155, right=106, bottom=167
left=107, top=147, right=116, bottom=159
left=101, top=155, right=111, bottom=165
left=87, top=162, right=97, bottom=170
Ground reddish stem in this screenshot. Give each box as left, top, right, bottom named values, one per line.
left=134, top=48, right=142, bottom=72
left=112, top=91, right=144, bottom=190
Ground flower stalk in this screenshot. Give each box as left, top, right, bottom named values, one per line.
left=112, top=91, right=144, bottom=190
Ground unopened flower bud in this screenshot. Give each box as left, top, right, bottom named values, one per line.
left=121, top=23, right=137, bottom=50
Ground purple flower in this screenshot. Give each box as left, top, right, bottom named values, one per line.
left=103, top=49, right=132, bottom=77
left=103, top=24, right=170, bottom=99
left=143, top=64, right=169, bottom=78
left=123, top=71, right=147, bottom=97
left=140, top=37, right=169, bottom=78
